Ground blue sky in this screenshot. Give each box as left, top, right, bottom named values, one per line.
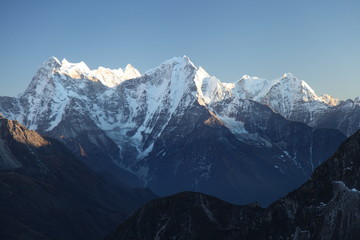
left=1, top=0, right=359, bottom=99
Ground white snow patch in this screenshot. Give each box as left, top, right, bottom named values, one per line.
left=217, top=116, right=248, bottom=135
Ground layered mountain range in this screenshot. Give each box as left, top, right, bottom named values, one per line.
left=0, top=115, right=155, bottom=240
left=0, top=56, right=357, bottom=205
left=107, top=129, right=360, bottom=240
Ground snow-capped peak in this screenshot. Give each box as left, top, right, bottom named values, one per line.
left=60, top=58, right=91, bottom=79
left=277, top=73, right=328, bottom=103
left=21, top=56, right=343, bottom=134
left=41, top=56, right=61, bottom=70
left=47, top=56, right=61, bottom=66
left=163, top=55, right=194, bottom=66
left=22, top=57, right=144, bottom=101
left=52, top=58, right=141, bottom=87
left=227, top=71, right=341, bottom=124
left=233, top=75, right=275, bottom=101
left=144, top=56, right=195, bottom=76
left=90, top=64, right=141, bottom=87
left=194, top=65, right=229, bottom=105
left=281, top=72, right=296, bottom=80
left=269, top=74, right=317, bottom=102
left=23, top=57, right=62, bottom=95
left=124, top=64, right=141, bottom=79
left=319, top=94, right=340, bottom=106
left=29, top=57, right=341, bottom=110
left=61, top=58, right=69, bottom=65
left=240, top=74, right=256, bottom=80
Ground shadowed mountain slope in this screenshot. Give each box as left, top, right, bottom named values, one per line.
left=107, top=130, right=360, bottom=240
left=0, top=115, right=156, bottom=240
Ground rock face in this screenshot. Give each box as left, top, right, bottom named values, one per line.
left=259, top=129, right=360, bottom=240
left=0, top=56, right=349, bottom=205
left=0, top=115, right=155, bottom=240
left=107, top=130, right=360, bottom=240
left=140, top=100, right=345, bottom=205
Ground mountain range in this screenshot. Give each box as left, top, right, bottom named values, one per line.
left=0, top=56, right=358, bottom=205
left=107, top=129, right=360, bottom=240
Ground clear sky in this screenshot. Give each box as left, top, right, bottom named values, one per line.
left=0, top=0, right=359, bottom=99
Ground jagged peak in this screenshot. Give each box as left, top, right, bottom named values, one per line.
left=125, top=63, right=134, bottom=71
left=22, top=57, right=62, bottom=95
left=237, top=74, right=265, bottom=84
left=144, top=56, right=196, bottom=76
left=48, top=56, right=61, bottom=64
left=320, top=94, right=340, bottom=106
left=29, top=57, right=144, bottom=90
left=59, top=59, right=99, bottom=80
left=270, top=74, right=320, bottom=102
left=24, top=57, right=343, bottom=109
left=241, top=74, right=251, bottom=80
left=233, top=75, right=274, bottom=101
left=281, top=72, right=297, bottom=80
left=159, top=55, right=195, bottom=68
left=41, top=56, right=61, bottom=69
left=277, top=73, right=315, bottom=92
left=239, top=74, right=261, bottom=81
left=231, top=72, right=341, bottom=106
left=60, top=59, right=91, bottom=73
left=61, top=58, right=69, bottom=65
left=124, top=63, right=141, bottom=78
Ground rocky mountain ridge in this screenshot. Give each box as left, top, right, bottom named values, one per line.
left=107, top=129, right=360, bottom=240
left=0, top=56, right=353, bottom=205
